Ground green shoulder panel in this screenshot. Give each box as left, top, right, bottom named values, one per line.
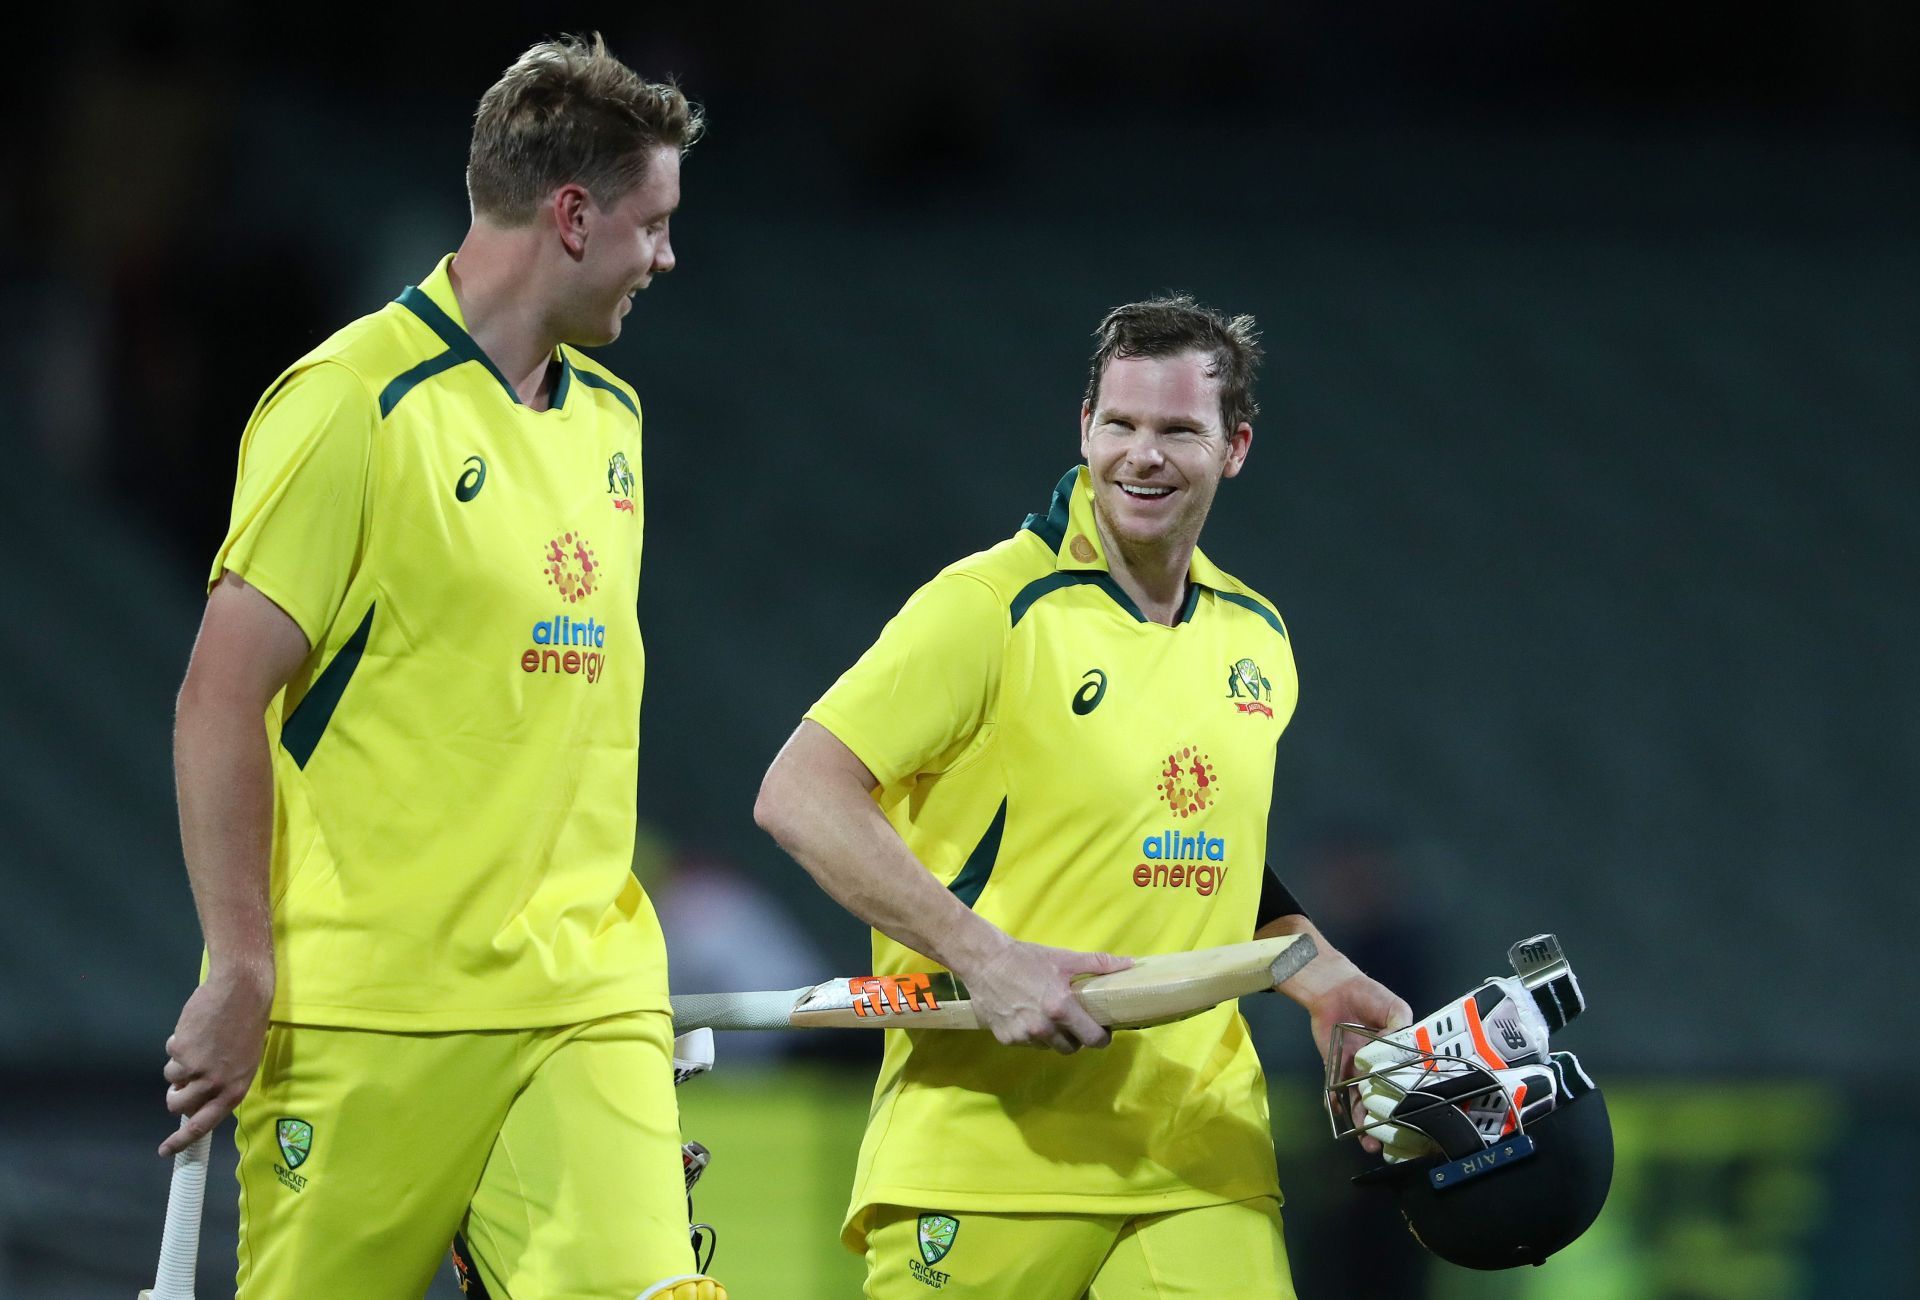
left=1213, top=589, right=1287, bottom=639
left=561, top=349, right=643, bottom=426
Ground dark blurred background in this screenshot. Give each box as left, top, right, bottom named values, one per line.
left=2, top=2, right=1914, bottom=1296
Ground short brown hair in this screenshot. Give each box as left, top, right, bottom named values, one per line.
left=468, top=33, right=704, bottom=225
left=1085, top=295, right=1263, bottom=433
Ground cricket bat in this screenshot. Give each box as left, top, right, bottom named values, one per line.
left=138, top=1129, right=212, bottom=1299
left=670, top=933, right=1317, bottom=1032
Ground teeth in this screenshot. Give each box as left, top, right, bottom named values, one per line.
left=1121, top=485, right=1172, bottom=498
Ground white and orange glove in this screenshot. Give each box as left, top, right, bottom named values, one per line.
left=1351, top=975, right=1553, bottom=1162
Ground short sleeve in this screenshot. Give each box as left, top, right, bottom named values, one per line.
left=804, top=572, right=1006, bottom=787
left=209, top=361, right=375, bottom=646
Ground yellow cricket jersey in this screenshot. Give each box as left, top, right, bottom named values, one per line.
left=209, top=254, right=665, bottom=1030
left=806, top=466, right=1302, bottom=1248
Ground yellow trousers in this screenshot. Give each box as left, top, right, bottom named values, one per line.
left=233, top=1010, right=693, bottom=1299
left=864, top=1196, right=1294, bottom=1299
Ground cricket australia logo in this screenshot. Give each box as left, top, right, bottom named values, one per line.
left=276, top=1118, right=312, bottom=1169
left=1227, top=657, right=1274, bottom=717
left=274, top=1117, right=313, bottom=1193
left=918, top=1214, right=958, bottom=1264
left=909, top=1213, right=958, bottom=1288
left=1157, top=746, right=1218, bottom=818
left=542, top=532, right=599, bottom=603
left=607, top=451, right=637, bottom=514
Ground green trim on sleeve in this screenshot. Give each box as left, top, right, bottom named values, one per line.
left=281, top=604, right=376, bottom=769
left=1214, top=591, right=1287, bottom=638
left=947, top=798, right=1007, bottom=909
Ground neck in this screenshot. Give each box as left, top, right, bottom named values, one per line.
left=447, top=227, right=562, bottom=408
left=1092, top=512, right=1194, bottom=626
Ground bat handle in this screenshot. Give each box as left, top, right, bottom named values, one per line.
left=141, top=1129, right=213, bottom=1300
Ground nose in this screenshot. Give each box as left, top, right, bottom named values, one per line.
left=653, top=230, right=675, bottom=274
left=1126, top=436, right=1166, bottom=470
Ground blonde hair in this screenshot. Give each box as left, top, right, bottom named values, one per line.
left=467, top=33, right=703, bottom=225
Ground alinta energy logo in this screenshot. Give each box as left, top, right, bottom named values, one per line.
left=1132, top=827, right=1231, bottom=897
left=1157, top=746, right=1218, bottom=818
left=524, top=534, right=608, bottom=683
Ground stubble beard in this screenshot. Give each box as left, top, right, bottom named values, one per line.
left=1093, top=482, right=1213, bottom=575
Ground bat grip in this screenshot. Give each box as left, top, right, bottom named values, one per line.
left=147, top=1130, right=212, bottom=1300
left=671, top=988, right=810, bottom=1031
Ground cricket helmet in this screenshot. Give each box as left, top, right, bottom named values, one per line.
left=1351, top=1059, right=1613, bottom=1269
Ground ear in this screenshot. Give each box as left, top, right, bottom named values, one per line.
left=1079, top=399, right=1093, bottom=459
left=551, top=183, right=594, bottom=258
left=1222, top=422, right=1253, bottom=479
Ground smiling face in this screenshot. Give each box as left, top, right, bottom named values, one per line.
left=1080, top=350, right=1252, bottom=556
left=560, top=144, right=681, bottom=346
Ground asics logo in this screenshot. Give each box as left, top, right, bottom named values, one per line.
left=454, top=455, right=487, bottom=502
left=1072, top=668, right=1107, bottom=715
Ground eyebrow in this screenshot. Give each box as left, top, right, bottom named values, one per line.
left=1098, top=407, right=1213, bottom=430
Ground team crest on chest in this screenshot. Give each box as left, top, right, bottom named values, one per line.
left=1226, top=657, right=1274, bottom=717
left=607, top=451, right=637, bottom=514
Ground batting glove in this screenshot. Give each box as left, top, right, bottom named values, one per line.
left=1352, top=975, right=1553, bottom=1161
left=1361, top=1047, right=1595, bottom=1163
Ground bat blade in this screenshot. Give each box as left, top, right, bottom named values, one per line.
left=1074, top=933, right=1318, bottom=1028
left=670, top=934, right=1316, bottom=1033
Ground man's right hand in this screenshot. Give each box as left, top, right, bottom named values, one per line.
left=956, top=939, right=1132, bottom=1054
left=160, top=964, right=273, bottom=1155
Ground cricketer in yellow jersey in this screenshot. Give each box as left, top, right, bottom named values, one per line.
left=160, top=36, right=724, bottom=1300
left=757, top=296, right=1413, bottom=1298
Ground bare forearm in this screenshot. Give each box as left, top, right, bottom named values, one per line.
left=1258, top=913, right=1362, bottom=1004
left=1262, top=909, right=1411, bottom=1119
left=758, top=721, right=1132, bottom=1051
left=771, top=796, right=1006, bottom=971
left=158, top=575, right=311, bottom=1151
left=173, top=690, right=275, bottom=982
left=755, top=752, right=1006, bottom=973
